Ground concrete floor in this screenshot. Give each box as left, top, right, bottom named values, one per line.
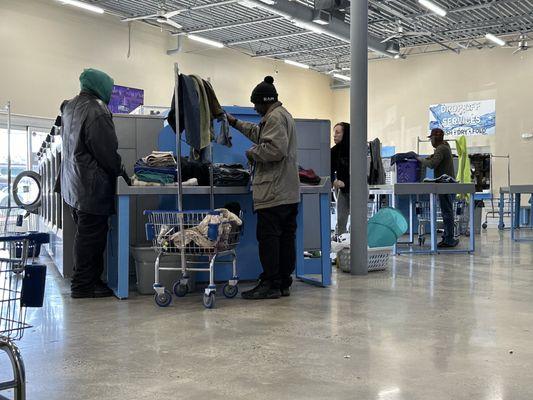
left=2, top=229, right=533, bottom=399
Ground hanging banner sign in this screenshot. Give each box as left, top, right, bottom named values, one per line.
left=429, top=99, right=496, bottom=136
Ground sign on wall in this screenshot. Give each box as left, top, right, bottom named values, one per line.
left=109, top=85, right=144, bottom=114
left=429, top=100, right=496, bottom=136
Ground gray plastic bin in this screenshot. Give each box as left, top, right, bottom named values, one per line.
left=131, top=246, right=196, bottom=295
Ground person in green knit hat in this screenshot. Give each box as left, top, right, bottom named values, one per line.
left=60, top=68, right=124, bottom=298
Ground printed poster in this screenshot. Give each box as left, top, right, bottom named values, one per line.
left=109, top=85, right=144, bottom=114
left=429, top=100, right=496, bottom=136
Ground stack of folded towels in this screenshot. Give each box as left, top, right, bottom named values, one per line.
left=133, top=151, right=177, bottom=185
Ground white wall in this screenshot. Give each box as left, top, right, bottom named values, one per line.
left=0, top=0, right=334, bottom=121
left=333, top=48, right=533, bottom=187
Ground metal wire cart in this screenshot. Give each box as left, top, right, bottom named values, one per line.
left=414, top=198, right=467, bottom=246
left=144, top=63, right=244, bottom=309
left=0, top=228, right=48, bottom=400
left=145, top=209, right=243, bottom=309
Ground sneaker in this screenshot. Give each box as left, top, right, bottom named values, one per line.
left=280, top=287, right=291, bottom=297
left=241, top=281, right=281, bottom=300
left=437, top=239, right=459, bottom=248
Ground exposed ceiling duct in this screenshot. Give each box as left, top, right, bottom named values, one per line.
left=241, top=0, right=395, bottom=58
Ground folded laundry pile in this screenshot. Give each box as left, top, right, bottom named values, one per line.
left=142, top=151, right=176, bottom=167
left=133, top=151, right=177, bottom=185
left=299, top=166, right=321, bottom=185
left=213, top=164, right=250, bottom=186
left=423, top=174, right=457, bottom=183
left=132, top=152, right=212, bottom=186
left=157, top=208, right=242, bottom=250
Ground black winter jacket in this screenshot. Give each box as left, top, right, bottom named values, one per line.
left=60, top=92, right=122, bottom=215
left=331, top=144, right=350, bottom=194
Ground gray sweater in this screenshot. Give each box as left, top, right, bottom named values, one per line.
left=420, top=142, right=455, bottom=178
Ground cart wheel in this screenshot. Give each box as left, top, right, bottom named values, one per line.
left=498, top=223, right=505, bottom=230
left=154, top=290, right=172, bottom=307
left=173, top=281, right=188, bottom=298
left=222, top=283, right=239, bottom=299
left=203, top=293, right=215, bottom=309
left=482, top=222, right=488, bottom=230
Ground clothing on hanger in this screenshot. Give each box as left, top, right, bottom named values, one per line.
left=368, top=138, right=386, bottom=185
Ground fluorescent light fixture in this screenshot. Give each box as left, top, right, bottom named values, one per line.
left=284, top=59, right=310, bottom=69
left=238, top=0, right=257, bottom=8
left=312, top=19, right=329, bottom=26
left=418, top=0, right=447, bottom=17
left=58, top=0, right=105, bottom=14
left=188, top=34, right=224, bottom=48
left=485, top=33, right=506, bottom=46
left=333, top=73, right=350, bottom=82
left=258, top=0, right=276, bottom=4
left=312, top=10, right=331, bottom=25
left=292, top=20, right=323, bottom=35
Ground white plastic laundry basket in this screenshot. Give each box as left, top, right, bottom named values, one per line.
left=337, top=246, right=392, bottom=273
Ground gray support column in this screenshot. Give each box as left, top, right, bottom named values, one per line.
left=350, top=0, right=368, bottom=275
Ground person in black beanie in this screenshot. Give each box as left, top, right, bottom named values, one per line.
left=226, top=77, right=300, bottom=300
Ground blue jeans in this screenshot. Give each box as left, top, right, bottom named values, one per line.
left=439, top=194, right=455, bottom=244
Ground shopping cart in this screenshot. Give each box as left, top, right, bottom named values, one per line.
left=0, top=231, right=49, bottom=400
left=415, top=199, right=467, bottom=246
left=145, top=209, right=243, bottom=309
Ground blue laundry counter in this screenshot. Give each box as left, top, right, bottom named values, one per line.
left=369, top=183, right=476, bottom=255
left=499, top=185, right=533, bottom=241
left=107, top=177, right=332, bottom=299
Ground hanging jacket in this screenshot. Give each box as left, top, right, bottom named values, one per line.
left=191, top=75, right=212, bottom=151
left=203, top=79, right=232, bottom=147
left=167, top=74, right=202, bottom=151
left=60, top=91, right=122, bottom=215
left=234, top=102, right=300, bottom=210
left=455, top=135, right=471, bottom=200
left=368, top=138, right=386, bottom=185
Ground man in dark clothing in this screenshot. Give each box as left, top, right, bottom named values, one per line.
left=60, top=68, right=123, bottom=298
left=418, top=128, right=459, bottom=248
left=227, top=76, right=300, bottom=300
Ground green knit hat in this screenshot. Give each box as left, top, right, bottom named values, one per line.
left=79, top=68, right=114, bottom=104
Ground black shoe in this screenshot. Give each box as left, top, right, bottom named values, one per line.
left=71, top=283, right=114, bottom=299
left=241, top=281, right=281, bottom=300
left=94, top=282, right=114, bottom=298
left=71, top=291, right=95, bottom=299
left=280, top=287, right=291, bottom=297
left=437, top=239, right=459, bottom=248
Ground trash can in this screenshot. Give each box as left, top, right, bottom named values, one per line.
left=131, top=246, right=196, bottom=295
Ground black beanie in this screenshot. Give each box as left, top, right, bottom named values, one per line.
left=250, top=76, right=278, bottom=104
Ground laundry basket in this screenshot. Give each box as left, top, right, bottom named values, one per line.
left=337, top=246, right=392, bottom=273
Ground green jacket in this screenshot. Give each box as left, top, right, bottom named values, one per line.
left=235, top=102, right=300, bottom=210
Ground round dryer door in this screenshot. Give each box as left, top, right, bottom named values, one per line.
left=12, top=170, right=42, bottom=213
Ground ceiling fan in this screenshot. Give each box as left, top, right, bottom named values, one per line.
left=381, top=20, right=432, bottom=43
left=510, top=33, right=530, bottom=54
left=121, top=1, right=183, bottom=30
left=327, top=62, right=350, bottom=74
